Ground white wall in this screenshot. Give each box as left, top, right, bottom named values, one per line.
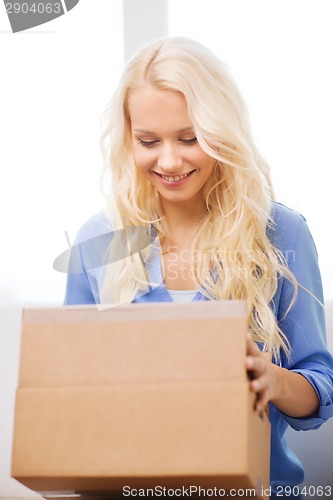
left=0, top=0, right=123, bottom=307
left=123, top=0, right=168, bottom=61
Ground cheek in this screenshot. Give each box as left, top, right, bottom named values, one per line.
left=198, top=152, right=215, bottom=171
left=132, top=147, right=154, bottom=172
left=189, top=146, right=214, bottom=167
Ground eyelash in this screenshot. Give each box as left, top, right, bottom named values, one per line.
left=138, top=138, right=197, bottom=148
left=138, top=140, right=157, bottom=148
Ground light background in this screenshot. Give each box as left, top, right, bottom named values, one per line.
left=0, top=0, right=123, bottom=307
left=0, top=0, right=332, bottom=307
left=0, top=1, right=332, bottom=498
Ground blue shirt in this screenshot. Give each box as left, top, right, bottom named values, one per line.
left=64, top=202, right=333, bottom=493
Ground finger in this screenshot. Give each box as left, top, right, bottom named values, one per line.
left=246, top=355, right=266, bottom=374
left=245, top=356, right=257, bottom=380
left=246, top=355, right=265, bottom=383
left=250, top=381, right=269, bottom=411
left=255, top=391, right=269, bottom=415
left=256, top=401, right=266, bottom=417
left=246, top=334, right=261, bottom=356
left=249, top=383, right=268, bottom=415
left=250, top=374, right=268, bottom=393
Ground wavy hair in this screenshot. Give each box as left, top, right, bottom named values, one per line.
left=100, top=37, right=297, bottom=361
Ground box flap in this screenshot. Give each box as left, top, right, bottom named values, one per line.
left=19, top=301, right=248, bottom=387
left=22, top=300, right=246, bottom=323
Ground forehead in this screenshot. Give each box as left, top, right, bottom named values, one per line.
left=128, top=85, right=191, bottom=131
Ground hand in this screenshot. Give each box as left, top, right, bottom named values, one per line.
left=245, top=333, right=320, bottom=418
left=245, top=333, right=279, bottom=416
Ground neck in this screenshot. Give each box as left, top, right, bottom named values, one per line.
left=159, top=197, right=207, bottom=245
left=161, top=197, right=206, bottom=226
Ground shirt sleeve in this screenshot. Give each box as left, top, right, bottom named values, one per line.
left=64, top=243, right=96, bottom=305
left=276, top=212, right=333, bottom=431
left=63, top=211, right=112, bottom=306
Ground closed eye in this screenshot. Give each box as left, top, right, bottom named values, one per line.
left=138, top=137, right=197, bottom=147
left=138, top=139, right=159, bottom=148
left=180, top=137, right=197, bottom=145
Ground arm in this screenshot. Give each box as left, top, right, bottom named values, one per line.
left=248, top=206, right=333, bottom=425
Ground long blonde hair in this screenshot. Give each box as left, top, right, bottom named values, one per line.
left=100, top=37, right=297, bottom=361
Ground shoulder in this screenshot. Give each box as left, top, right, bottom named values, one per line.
left=270, top=201, right=306, bottom=228
left=268, top=201, right=308, bottom=251
left=73, top=209, right=112, bottom=245
left=68, top=209, right=114, bottom=276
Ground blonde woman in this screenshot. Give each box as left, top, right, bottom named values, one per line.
left=65, top=37, right=333, bottom=497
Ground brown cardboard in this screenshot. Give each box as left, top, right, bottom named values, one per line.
left=11, top=301, right=270, bottom=499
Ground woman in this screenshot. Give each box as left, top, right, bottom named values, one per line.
left=65, top=37, right=333, bottom=496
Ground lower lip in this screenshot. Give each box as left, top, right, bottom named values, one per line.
left=154, top=171, right=195, bottom=187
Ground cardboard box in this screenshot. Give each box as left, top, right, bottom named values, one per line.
left=12, top=301, right=270, bottom=499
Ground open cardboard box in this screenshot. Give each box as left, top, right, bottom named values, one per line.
left=11, top=301, right=270, bottom=499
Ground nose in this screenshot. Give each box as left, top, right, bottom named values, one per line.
left=157, top=143, right=183, bottom=172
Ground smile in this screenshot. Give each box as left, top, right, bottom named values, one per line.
left=154, top=170, right=195, bottom=183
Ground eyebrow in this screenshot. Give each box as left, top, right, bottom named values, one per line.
left=133, top=127, right=194, bottom=134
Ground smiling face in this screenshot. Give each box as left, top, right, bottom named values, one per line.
left=128, top=85, right=215, bottom=211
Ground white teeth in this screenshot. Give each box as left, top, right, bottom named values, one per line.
left=160, top=172, right=191, bottom=182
